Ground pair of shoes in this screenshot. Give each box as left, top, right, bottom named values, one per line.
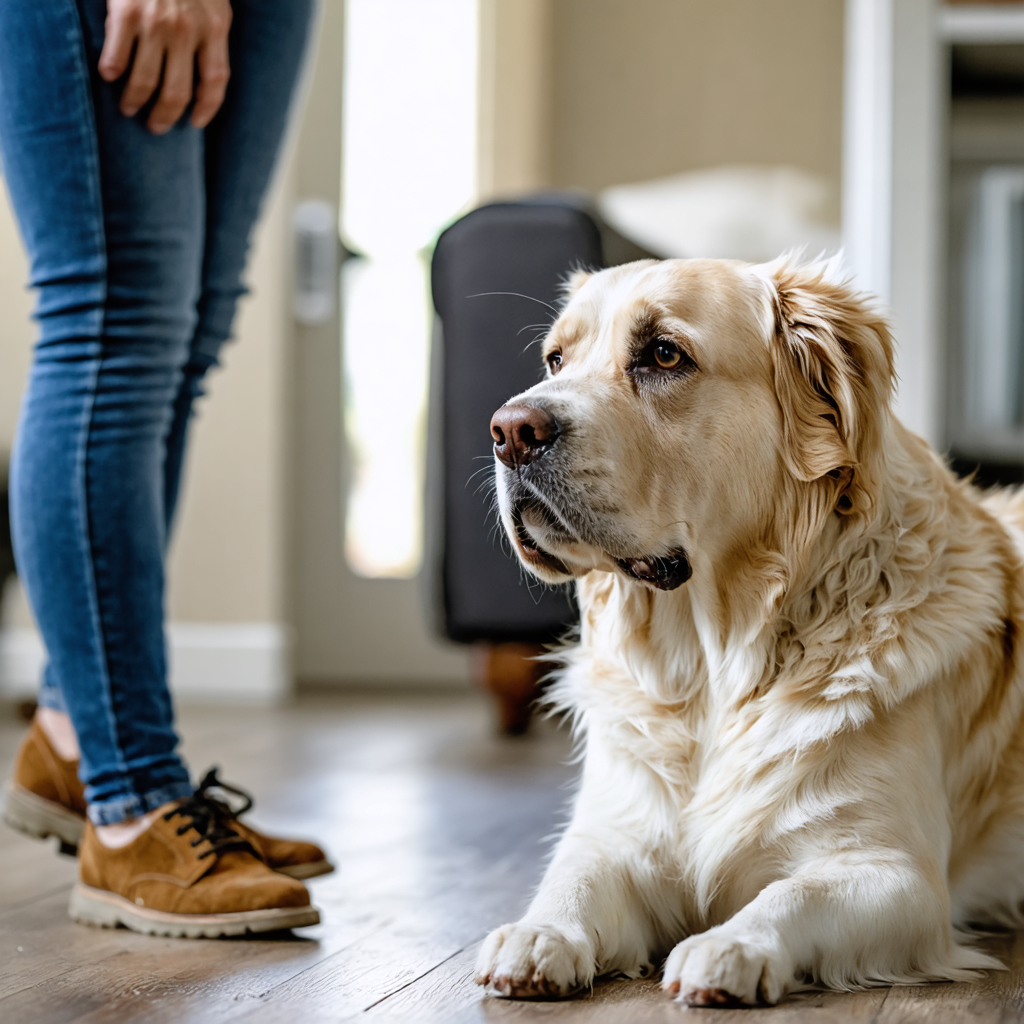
left=3, top=717, right=329, bottom=938
left=3, top=716, right=334, bottom=878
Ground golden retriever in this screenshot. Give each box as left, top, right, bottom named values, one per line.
left=474, top=255, right=1024, bottom=1007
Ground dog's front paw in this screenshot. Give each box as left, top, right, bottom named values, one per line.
left=661, top=929, right=794, bottom=1007
left=475, top=922, right=593, bottom=999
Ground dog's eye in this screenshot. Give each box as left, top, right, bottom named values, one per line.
left=546, top=351, right=562, bottom=374
left=653, top=342, right=682, bottom=369
left=629, top=336, right=696, bottom=382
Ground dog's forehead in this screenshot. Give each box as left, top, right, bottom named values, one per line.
left=551, top=259, right=772, bottom=368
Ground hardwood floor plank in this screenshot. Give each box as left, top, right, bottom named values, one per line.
left=1, top=889, right=122, bottom=1001
left=873, top=932, right=1024, bottom=1023
left=0, top=935, right=329, bottom=1024
left=212, top=823, right=567, bottom=1023
left=0, top=835, right=78, bottom=913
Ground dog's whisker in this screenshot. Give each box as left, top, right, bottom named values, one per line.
left=465, top=291, right=561, bottom=316
left=522, top=333, right=551, bottom=354
left=517, top=321, right=556, bottom=337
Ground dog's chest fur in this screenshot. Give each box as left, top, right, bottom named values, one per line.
left=552, top=580, right=836, bottom=925
left=553, top=535, right=1024, bottom=931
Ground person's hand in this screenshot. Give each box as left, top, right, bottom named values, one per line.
left=97, top=0, right=232, bottom=134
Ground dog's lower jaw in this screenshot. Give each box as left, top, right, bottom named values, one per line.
left=505, top=506, right=570, bottom=578
left=506, top=506, right=614, bottom=584
left=511, top=527, right=575, bottom=583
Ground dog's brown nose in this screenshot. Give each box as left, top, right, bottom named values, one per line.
left=490, top=404, right=558, bottom=469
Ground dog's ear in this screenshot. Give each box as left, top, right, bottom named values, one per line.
left=762, top=259, right=895, bottom=512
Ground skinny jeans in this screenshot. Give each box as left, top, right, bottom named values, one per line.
left=0, top=0, right=313, bottom=824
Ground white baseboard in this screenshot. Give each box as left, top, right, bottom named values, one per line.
left=0, top=627, right=45, bottom=702
left=0, top=623, right=292, bottom=705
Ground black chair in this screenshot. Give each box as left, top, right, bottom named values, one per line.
left=428, top=196, right=651, bottom=729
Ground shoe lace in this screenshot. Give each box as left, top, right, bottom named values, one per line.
left=194, top=766, right=255, bottom=818
left=162, top=767, right=257, bottom=860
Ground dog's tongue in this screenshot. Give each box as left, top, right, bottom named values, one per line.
left=618, top=551, right=692, bottom=590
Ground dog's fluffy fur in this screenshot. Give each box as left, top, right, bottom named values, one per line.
left=474, top=256, right=1024, bottom=1007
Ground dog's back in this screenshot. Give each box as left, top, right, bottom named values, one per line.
left=985, top=486, right=1024, bottom=548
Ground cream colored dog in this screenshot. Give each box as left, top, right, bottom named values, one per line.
left=475, top=256, right=1024, bottom=1007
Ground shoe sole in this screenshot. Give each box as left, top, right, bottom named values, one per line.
left=69, top=883, right=320, bottom=938
left=276, top=859, right=335, bottom=880
left=3, top=782, right=84, bottom=853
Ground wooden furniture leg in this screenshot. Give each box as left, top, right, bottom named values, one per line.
left=472, top=642, right=547, bottom=735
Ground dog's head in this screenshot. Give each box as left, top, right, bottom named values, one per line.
left=490, top=256, right=894, bottom=594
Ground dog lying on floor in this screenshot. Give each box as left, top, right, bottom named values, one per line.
left=474, top=255, right=1024, bottom=1007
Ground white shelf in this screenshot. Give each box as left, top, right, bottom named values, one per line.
left=940, top=5, right=1024, bottom=44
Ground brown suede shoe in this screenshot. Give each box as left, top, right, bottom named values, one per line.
left=3, top=717, right=86, bottom=853
left=193, top=768, right=335, bottom=881
left=3, top=718, right=334, bottom=879
left=70, top=800, right=320, bottom=937
left=231, top=819, right=334, bottom=880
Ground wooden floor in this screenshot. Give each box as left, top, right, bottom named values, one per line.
left=4, top=691, right=1024, bottom=1023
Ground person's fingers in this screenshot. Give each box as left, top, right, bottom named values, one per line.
left=119, top=31, right=165, bottom=117
left=191, top=32, right=230, bottom=129
left=98, top=1, right=141, bottom=82
left=147, top=43, right=195, bottom=133
left=102, top=0, right=231, bottom=131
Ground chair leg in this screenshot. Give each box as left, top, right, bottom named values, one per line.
left=472, top=642, right=547, bottom=735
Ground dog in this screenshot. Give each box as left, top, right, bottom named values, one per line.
left=473, top=255, right=1024, bottom=1007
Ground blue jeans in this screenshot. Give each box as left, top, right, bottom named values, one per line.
left=0, top=0, right=314, bottom=824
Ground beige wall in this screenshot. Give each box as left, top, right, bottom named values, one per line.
left=300, top=0, right=847, bottom=683
left=481, top=0, right=844, bottom=215
left=0, top=179, right=35, bottom=631
left=484, top=0, right=842, bottom=222
left=478, top=0, right=554, bottom=197
left=0, top=186, right=33, bottom=464
left=0, top=8, right=472, bottom=689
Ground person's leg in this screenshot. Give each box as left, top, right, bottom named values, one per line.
left=0, top=0, right=200, bottom=824
left=163, top=0, right=316, bottom=531
left=0, top=2, right=328, bottom=931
